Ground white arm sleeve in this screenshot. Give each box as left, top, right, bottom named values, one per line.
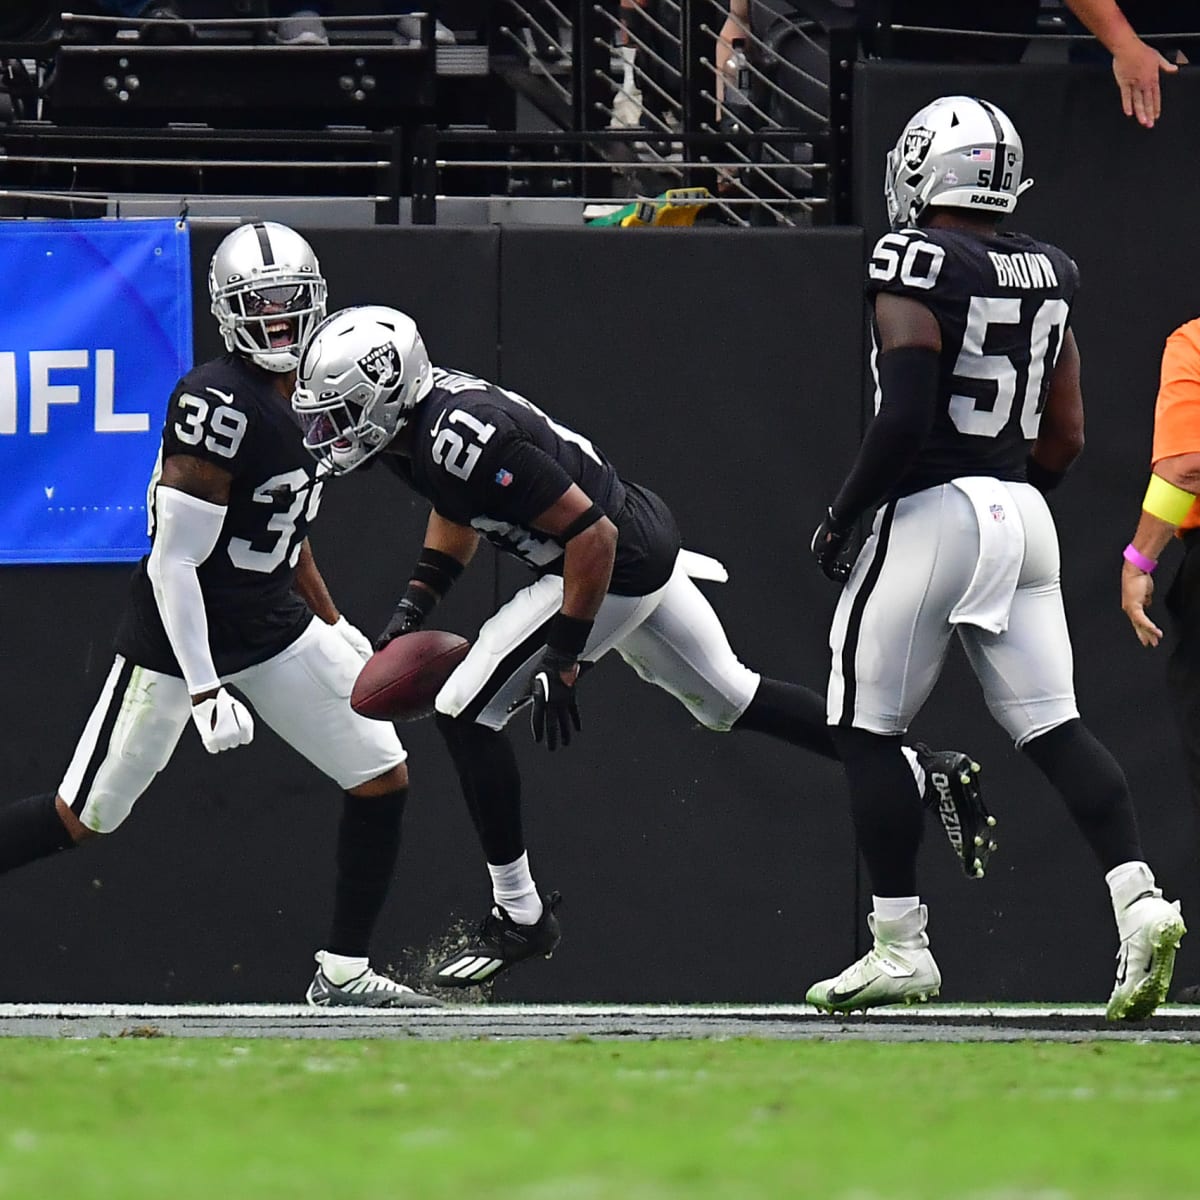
left=146, top=485, right=227, bottom=697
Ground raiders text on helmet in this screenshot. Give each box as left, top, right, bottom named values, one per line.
left=292, top=305, right=434, bottom=474
left=884, top=96, right=1032, bottom=229
left=209, top=222, right=328, bottom=374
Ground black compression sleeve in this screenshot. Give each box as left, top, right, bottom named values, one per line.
left=830, top=346, right=939, bottom=524
left=411, top=547, right=465, bottom=595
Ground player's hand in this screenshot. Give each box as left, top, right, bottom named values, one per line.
left=525, top=653, right=581, bottom=751
left=191, top=687, right=255, bottom=754
left=1121, top=562, right=1164, bottom=648
left=810, top=508, right=854, bottom=583
left=1111, top=33, right=1177, bottom=129
left=374, top=598, right=426, bottom=651
left=332, top=615, right=373, bottom=662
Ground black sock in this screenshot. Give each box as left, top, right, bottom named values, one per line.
left=1021, top=719, right=1144, bottom=872
left=327, top=789, right=407, bottom=959
left=734, top=677, right=838, bottom=759
left=435, top=713, right=525, bottom=865
left=0, top=794, right=75, bottom=875
left=830, top=727, right=924, bottom=896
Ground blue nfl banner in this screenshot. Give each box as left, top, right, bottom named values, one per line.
left=0, top=218, right=193, bottom=563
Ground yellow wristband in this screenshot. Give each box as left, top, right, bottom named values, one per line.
left=1143, top=474, right=1197, bottom=526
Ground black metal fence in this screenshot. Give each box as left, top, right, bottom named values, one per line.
left=0, top=3, right=853, bottom=224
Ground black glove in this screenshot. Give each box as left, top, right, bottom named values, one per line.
left=810, top=507, right=854, bottom=583
left=373, top=597, right=427, bottom=651
left=526, top=650, right=582, bottom=751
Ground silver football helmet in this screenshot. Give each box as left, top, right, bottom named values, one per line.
left=292, top=304, right=434, bottom=474
left=208, top=222, right=327, bottom=373
left=884, top=95, right=1032, bottom=229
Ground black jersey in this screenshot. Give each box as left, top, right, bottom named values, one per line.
left=115, top=353, right=322, bottom=676
left=865, top=225, right=1079, bottom=497
left=385, top=368, right=680, bottom=597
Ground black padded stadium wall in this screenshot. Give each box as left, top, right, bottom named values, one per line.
left=851, top=64, right=1200, bottom=1002
left=8, top=54, right=1200, bottom=1004
left=0, top=225, right=870, bottom=1004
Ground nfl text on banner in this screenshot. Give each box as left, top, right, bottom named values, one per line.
left=0, top=218, right=193, bottom=563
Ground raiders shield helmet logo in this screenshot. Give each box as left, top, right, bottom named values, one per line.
left=357, top=342, right=403, bottom=389
left=902, top=126, right=935, bottom=171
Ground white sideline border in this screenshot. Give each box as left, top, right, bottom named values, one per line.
left=2, top=1003, right=1199, bottom=1019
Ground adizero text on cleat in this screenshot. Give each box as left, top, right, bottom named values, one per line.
left=915, top=745, right=996, bottom=879
left=428, top=891, right=562, bottom=989
left=306, top=952, right=443, bottom=1008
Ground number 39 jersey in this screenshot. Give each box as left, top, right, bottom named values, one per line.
left=866, top=225, right=1080, bottom=497
left=115, top=353, right=323, bottom=677
left=386, top=368, right=680, bottom=597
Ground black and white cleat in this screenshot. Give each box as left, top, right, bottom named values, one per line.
left=916, top=745, right=997, bottom=879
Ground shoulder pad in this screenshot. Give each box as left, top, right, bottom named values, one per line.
left=867, top=229, right=947, bottom=294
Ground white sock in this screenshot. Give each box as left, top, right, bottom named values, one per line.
left=316, top=950, right=368, bottom=986
left=873, top=895, right=921, bottom=923
left=901, top=745, right=925, bottom=793
left=1106, top=860, right=1160, bottom=915
left=488, top=851, right=542, bottom=925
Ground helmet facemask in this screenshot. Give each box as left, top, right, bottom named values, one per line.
left=208, top=223, right=328, bottom=374
left=293, top=305, right=433, bottom=475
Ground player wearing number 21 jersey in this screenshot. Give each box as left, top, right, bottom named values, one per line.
left=292, top=304, right=994, bottom=992
left=0, top=223, right=438, bottom=1008
left=807, top=95, right=1183, bottom=1021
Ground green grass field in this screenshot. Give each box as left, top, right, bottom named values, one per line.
left=1, top=1039, right=1197, bottom=1199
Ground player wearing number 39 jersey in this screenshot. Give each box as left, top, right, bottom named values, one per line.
left=807, top=96, right=1183, bottom=1021
left=0, top=223, right=439, bottom=1009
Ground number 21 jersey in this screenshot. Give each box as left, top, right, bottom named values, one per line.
left=866, top=225, right=1079, bottom=497
left=115, top=352, right=323, bottom=677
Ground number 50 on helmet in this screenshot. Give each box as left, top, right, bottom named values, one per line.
left=292, top=305, right=434, bottom=475
left=884, top=95, right=1034, bottom=230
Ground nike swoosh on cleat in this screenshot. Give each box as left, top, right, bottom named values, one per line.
left=824, top=981, right=872, bottom=1006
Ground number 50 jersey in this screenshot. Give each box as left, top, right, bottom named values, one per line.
left=115, top=352, right=323, bottom=677
left=866, top=225, right=1080, bottom=498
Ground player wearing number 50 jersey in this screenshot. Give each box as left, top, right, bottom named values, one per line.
left=807, top=95, right=1183, bottom=1021
left=0, top=223, right=438, bottom=1009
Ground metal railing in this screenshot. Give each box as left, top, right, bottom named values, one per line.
left=483, top=0, right=853, bottom=224
left=0, top=2, right=853, bottom=224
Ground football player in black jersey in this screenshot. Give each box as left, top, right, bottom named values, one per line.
left=807, top=95, right=1184, bottom=1020
left=293, top=305, right=991, bottom=990
left=0, top=223, right=438, bottom=1009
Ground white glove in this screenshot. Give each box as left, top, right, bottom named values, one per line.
left=191, top=687, right=255, bottom=754
left=332, top=615, right=374, bottom=663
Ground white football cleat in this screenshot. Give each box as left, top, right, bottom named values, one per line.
left=1106, top=893, right=1186, bottom=1022
left=807, top=905, right=941, bottom=1013
left=306, top=950, right=442, bottom=1009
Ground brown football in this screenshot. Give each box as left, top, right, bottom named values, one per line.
left=350, top=630, right=471, bottom=722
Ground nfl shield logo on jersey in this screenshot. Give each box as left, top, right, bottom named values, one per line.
left=989, top=503, right=1006, bottom=522
left=902, top=127, right=934, bottom=171
left=357, top=342, right=403, bottom=388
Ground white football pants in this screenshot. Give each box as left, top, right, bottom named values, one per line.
left=827, top=480, right=1079, bottom=745
left=59, top=616, right=406, bottom=833
left=435, top=552, right=761, bottom=732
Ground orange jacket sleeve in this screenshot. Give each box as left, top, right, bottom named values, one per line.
left=1152, top=319, right=1200, bottom=465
